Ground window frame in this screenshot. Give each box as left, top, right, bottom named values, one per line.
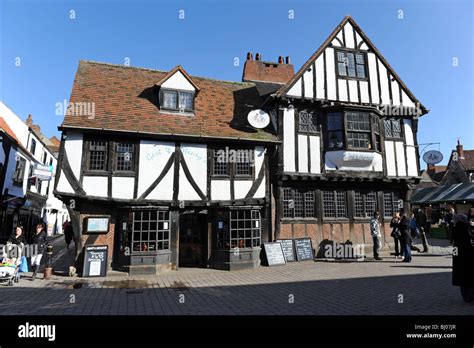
left=335, top=49, right=368, bottom=80
left=354, top=190, right=378, bottom=219
left=130, top=210, right=170, bottom=254
left=159, top=88, right=195, bottom=113
left=297, top=109, right=319, bottom=134
left=383, top=192, right=402, bottom=218
left=322, top=190, right=348, bottom=220
left=83, top=137, right=138, bottom=176
left=12, top=156, right=27, bottom=186
left=325, top=109, right=383, bottom=153
left=30, top=138, right=37, bottom=156
left=113, top=141, right=136, bottom=175
left=210, top=147, right=254, bottom=180
left=383, top=118, right=403, bottom=140
left=282, top=187, right=317, bottom=221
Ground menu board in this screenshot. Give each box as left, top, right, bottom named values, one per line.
left=263, top=242, right=286, bottom=266
left=84, top=217, right=109, bottom=234
left=83, top=245, right=108, bottom=277
left=295, top=238, right=314, bottom=261
left=276, top=239, right=296, bottom=262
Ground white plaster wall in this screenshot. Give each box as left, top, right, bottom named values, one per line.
left=384, top=141, right=396, bottom=176
left=303, top=69, right=313, bottom=99
left=180, top=143, right=207, bottom=196
left=403, top=119, right=418, bottom=176
left=338, top=79, right=348, bottom=102
left=287, top=79, right=302, bottom=97
left=211, top=180, right=230, bottom=200
left=283, top=108, right=295, bottom=172
left=147, top=166, right=174, bottom=200
left=112, top=177, right=135, bottom=199
left=325, top=151, right=383, bottom=172
left=378, top=59, right=390, bottom=105
left=138, top=140, right=175, bottom=198
left=161, top=71, right=195, bottom=91
left=325, top=48, right=337, bottom=100
left=348, top=80, right=358, bottom=103
left=56, top=170, right=74, bottom=194
left=395, top=141, right=407, bottom=176
left=178, top=167, right=201, bottom=201
left=368, top=53, right=379, bottom=104
left=298, top=134, right=308, bottom=173
left=315, top=56, right=325, bottom=99
left=309, top=135, right=321, bottom=174
left=83, top=176, right=108, bottom=197
left=64, top=132, right=83, bottom=179
left=234, top=180, right=253, bottom=199
left=0, top=102, right=29, bottom=146
left=344, top=22, right=355, bottom=49
left=360, top=81, right=370, bottom=103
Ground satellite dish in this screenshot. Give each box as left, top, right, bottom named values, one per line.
left=423, top=150, right=443, bottom=165
left=247, top=109, right=270, bottom=129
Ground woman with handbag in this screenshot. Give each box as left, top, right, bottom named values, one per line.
left=7, top=226, right=26, bottom=280
left=30, top=222, right=47, bottom=281
left=390, top=213, right=403, bottom=259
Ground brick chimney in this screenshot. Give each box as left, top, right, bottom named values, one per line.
left=456, top=140, right=465, bottom=159
left=26, top=114, right=33, bottom=126
left=242, top=52, right=294, bottom=84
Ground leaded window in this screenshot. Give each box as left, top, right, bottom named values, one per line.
left=347, top=111, right=372, bottom=149
left=115, top=143, right=134, bottom=172
left=212, top=148, right=253, bottom=178
left=327, top=112, right=344, bottom=150
left=298, top=110, right=318, bottom=133
left=384, top=119, right=402, bottom=139
left=88, top=141, right=108, bottom=171
left=212, top=149, right=229, bottom=176
left=235, top=150, right=252, bottom=176
left=160, top=89, right=194, bottom=112
left=383, top=192, right=402, bottom=218
left=337, top=50, right=366, bottom=78
left=132, top=210, right=170, bottom=253
left=322, top=190, right=347, bottom=219
left=282, top=188, right=316, bottom=219
left=12, top=157, right=26, bottom=186
left=354, top=191, right=377, bottom=218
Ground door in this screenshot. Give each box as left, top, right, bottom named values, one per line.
left=179, top=212, right=207, bottom=267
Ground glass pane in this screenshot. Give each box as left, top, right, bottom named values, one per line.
left=347, top=53, right=356, bottom=77
left=355, top=53, right=365, bottom=64
left=337, top=62, right=347, bottom=76
left=356, top=64, right=365, bottom=78
left=384, top=120, right=393, bottom=137
left=327, top=113, right=342, bottom=130
left=178, top=92, right=193, bottom=111
left=163, top=90, right=177, bottom=109
left=392, top=119, right=401, bottom=137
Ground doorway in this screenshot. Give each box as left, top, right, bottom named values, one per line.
left=179, top=211, right=208, bottom=267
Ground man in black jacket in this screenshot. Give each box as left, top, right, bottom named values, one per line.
left=415, top=209, right=430, bottom=253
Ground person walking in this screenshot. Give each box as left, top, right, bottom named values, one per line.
left=370, top=211, right=383, bottom=260
left=445, top=207, right=455, bottom=244
left=415, top=209, right=430, bottom=253
left=63, top=220, right=74, bottom=249
left=452, top=213, right=474, bottom=303
left=398, top=213, right=412, bottom=262
left=390, top=213, right=403, bottom=258
left=30, top=222, right=47, bottom=281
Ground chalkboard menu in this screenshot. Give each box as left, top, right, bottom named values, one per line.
left=83, top=245, right=108, bottom=277
left=295, top=238, right=314, bottom=261
left=276, top=239, right=296, bottom=262
left=263, top=242, right=286, bottom=266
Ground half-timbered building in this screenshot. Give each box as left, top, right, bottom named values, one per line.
left=263, top=16, right=428, bottom=250
left=55, top=62, right=277, bottom=274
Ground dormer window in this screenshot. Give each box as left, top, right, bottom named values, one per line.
left=336, top=50, right=366, bottom=79
left=160, top=89, right=194, bottom=112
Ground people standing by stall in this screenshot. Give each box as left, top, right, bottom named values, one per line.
left=415, top=209, right=430, bottom=253
left=390, top=213, right=403, bottom=258
left=30, top=222, right=47, bottom=281
left=452, top=213, right=474, bottom=303
left=370, top=212, right=383, bottom=261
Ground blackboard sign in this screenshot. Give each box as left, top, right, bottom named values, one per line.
left=83, top=245, right=108, bottom=277
left=263, top=242, right=286, bottom=266
left=276, top=239, right=296, bottom=262
left=295, top=238, right=314, bottom=261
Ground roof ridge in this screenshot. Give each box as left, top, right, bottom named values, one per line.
left=80, top=60, right=254, bottom=87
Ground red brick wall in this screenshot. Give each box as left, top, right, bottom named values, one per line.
left=80, top=214, right=115, bottom=260
left=279, top=224, right=292, bottom=239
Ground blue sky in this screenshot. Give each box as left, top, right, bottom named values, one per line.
left=0, top=0, right=472, bottom=165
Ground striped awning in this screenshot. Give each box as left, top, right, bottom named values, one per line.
left=412, top=183, right=474, bottom=204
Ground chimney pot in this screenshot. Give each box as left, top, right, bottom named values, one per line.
left=278, top=56, right=284, bottom=64
left=255, top=53, right=261, bottom=61
left=456, top=140, right=464, bottom=159
left=26, top=114, right=33, bottom=126
left=246, top=52, right=253, bottom=60
left=285, top=56, right=291, bottom=64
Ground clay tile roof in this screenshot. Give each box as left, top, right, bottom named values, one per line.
left=0, top=117, right=20, bottom=144
left=461, top=150, right=474, bottom=171
left=62, top=61, right=277, bottom=142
